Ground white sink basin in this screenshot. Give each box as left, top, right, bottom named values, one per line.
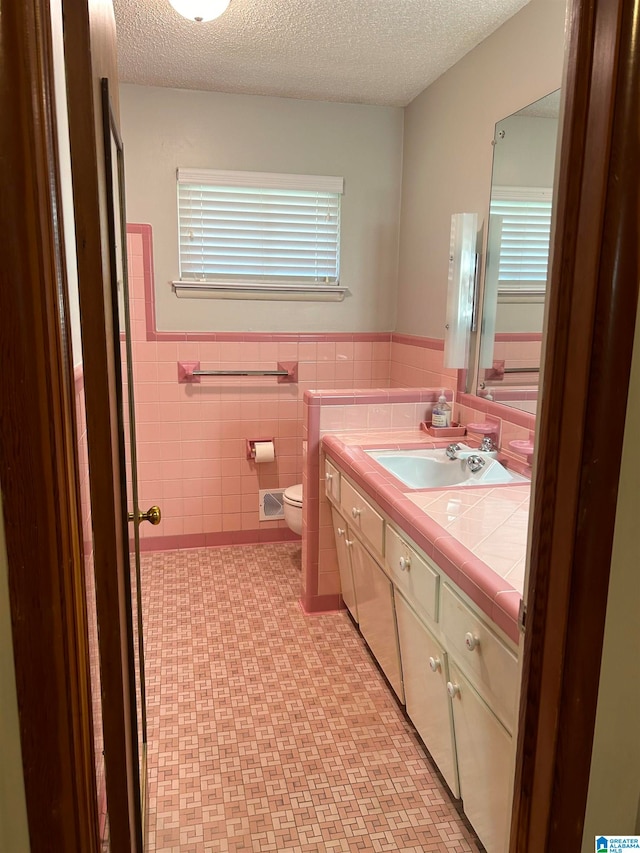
left=366, top=446, right=529, bottom=490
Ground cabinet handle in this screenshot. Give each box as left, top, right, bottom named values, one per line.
left=351, top=507, right=361, bottom=519
left=464, top=632, right=480, bottom=652
left=337, top=527, right=345, bottom=537
left=345, top=539, right=354, bottom=548
left=447, top=681, right=460, bottom=699
left=325, top=472, right=333, bottom=482
left=399, top=556, right=411, bottom=572
left=428, top=656, right=441, bottom=672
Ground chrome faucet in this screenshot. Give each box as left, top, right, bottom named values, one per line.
left=467, top=454, right=486, bottom=473
left=479, top=436, right=496, bottom=452
left=445, top=443, right=461, bottom=460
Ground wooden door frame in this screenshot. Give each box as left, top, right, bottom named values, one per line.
left=2, top=0, right=639, bottom=849
left=1, top=0, right=143, bottom=849
left=510, top=0, right=640, bottom=848
left=0, top=0, right=100, bottom=849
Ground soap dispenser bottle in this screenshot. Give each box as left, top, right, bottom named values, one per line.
left=432, top=391, right=452, bottom=428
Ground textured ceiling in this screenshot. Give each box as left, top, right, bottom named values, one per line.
left=114, top=0, right=530, bottom=107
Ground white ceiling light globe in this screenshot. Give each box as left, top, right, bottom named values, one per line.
left=168, top=0, right=231, bottom=22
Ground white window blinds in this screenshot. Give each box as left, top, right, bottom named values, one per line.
left=177, top=169, right=343, bottom=287
left=490, top=187, right=553, bottom=294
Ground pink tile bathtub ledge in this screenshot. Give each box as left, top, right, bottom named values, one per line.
left=304, top=387, right=443, bottom=406
left=322, top=433, right=524, bottom=643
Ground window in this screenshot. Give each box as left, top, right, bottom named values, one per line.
left=175, top=169, right=345, bottom=298
left=490, top=187, right=553, bottom=295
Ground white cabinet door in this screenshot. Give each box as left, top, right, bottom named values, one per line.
left=350, top=537, right=404, bottom=703
left=324, top=458, right=341, bottom=504
left=448, top=661, right=513, bottom=853
left=441, top=584, right=518, bottom=733
left=340, top=477, right=384, bottom=558
left=386, top=525, right=440, bottom=625
left=395, top=594, right=459, bottom=797
left=331, top=508, right=358, bottom=623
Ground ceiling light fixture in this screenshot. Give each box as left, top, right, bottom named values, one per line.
left=168, top=0, right=231, bottom=23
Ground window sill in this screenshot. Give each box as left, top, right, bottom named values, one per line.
left=172, top=281, right=350, bottom=302
left=498, top=291, right=546, bottom=303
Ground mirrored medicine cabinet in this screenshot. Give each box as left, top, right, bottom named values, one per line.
left=468, top=88, right=561, bottom=415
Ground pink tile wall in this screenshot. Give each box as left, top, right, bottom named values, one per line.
left=126, top=226, right=392, bottom=550
left=385, top=334, right=538, bottom=476
left=389, top=334, right=458, bottom=391
left=389, top=334, right=537, bottom=452
left=126, top=224, right=538, bottom=569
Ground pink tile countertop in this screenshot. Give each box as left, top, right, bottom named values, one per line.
left=322, top=429, right=530, bottom=643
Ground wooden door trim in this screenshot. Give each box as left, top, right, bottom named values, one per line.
left=511, top=0, right=640, bottom=848
left=0, top=0, right=100, bottom=849
left=61, top=0, right=142, bottom=849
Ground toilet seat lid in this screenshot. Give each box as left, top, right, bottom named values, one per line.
left=283, top=484, right=303, bottom=506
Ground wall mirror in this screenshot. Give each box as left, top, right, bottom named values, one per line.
left=473, top=89, right=561, bottom=414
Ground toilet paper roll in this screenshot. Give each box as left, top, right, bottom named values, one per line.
left=253, top=441, right=275, bottom=463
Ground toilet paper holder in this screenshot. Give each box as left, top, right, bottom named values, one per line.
left=246, top=438, right=275, bottom=460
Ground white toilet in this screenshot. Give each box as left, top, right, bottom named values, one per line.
left=283, top=483, right=303, bottom=535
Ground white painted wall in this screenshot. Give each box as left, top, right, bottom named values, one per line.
left=582, top=300, right=640, bottom=847
left=0, top=496, right=30, bottom=852
left=496, top=300, right=546, bottom=334
left=120, top=85, right=403, bottom=333
left=396, top=0, right=567, bottom=338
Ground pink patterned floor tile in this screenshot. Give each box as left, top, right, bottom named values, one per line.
left=142, top=543, right=479, bottom=852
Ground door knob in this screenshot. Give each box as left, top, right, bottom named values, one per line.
left=128, top=505, right=162, bottom=525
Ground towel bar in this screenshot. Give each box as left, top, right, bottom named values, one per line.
left=178, top=360, right=298, bottom=384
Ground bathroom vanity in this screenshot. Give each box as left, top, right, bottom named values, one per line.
left=323, top=434, right=527, bottom=853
